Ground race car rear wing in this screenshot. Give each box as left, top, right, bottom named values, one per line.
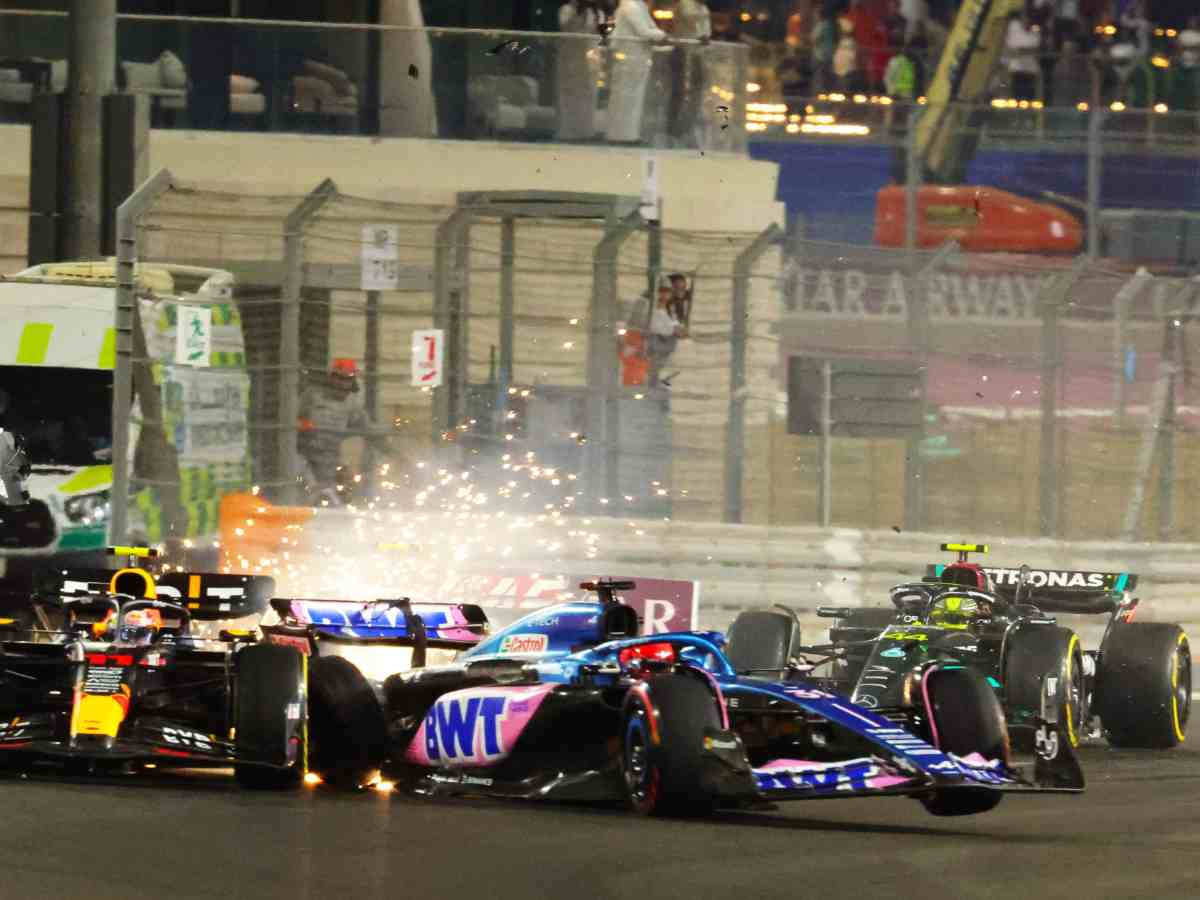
left=925, top=564, right=1137, bottom=615
left=38, top=568, right=275, bottom=620
left=269, top=598, right=488, bottom=646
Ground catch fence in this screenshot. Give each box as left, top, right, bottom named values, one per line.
left=110, top=170, right=1200, bottom=559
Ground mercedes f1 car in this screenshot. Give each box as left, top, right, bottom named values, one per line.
left=795, top=543, right=1190, bottom=749
left=306, top=579, right=1084, bottom=817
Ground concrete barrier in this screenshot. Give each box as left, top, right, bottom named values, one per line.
left=510, top=521, right=1200, bottom=635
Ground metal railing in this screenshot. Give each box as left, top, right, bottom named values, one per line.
left=0, top=9, right=747, bottom=152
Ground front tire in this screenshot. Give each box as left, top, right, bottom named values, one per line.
left=1098, top=624, right=1190, bottom=748
left=621, top=673, right=721, bottom=817
left=920, top=666, right=1008, bottom=816
left=1004, top=625, right=1085, bottom=747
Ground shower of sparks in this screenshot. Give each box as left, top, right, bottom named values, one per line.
left=221, top=450, right=617, bottom=606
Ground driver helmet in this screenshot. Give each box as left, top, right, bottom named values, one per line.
left=928, top=593, right=980, bottom=630
left=119, top=607, right=163, bottom=646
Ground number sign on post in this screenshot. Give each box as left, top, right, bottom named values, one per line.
left=174, top=305, right=212, bottom=367
left=412, top=329, right=444, bottom=388
left=361, top=224, right=400, bottom=290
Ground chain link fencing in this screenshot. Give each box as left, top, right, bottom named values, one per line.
left=104, top=168, right=1200, bottom=594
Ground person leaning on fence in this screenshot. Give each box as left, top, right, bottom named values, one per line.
left=646, top=279, right=688, bottom=387
left=296, top=358, right=390, bottom=500
left=667, top=272, right=692, bottom=325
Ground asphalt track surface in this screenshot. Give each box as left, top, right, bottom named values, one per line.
left=0, top=746, right=1196, bottom=900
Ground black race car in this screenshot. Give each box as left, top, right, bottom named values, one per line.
left=734, top=543, right=1190, bottom=749
left=0, top=547, right=491, bottom=789
left=0, top=549, right=320, bottom=786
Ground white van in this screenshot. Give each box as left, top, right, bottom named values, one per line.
left=0, top=261, right=251, bottom=561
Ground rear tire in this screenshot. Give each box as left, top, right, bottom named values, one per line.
left=1003, top=625, right=1085, bottom=748
left=1099, top=624, right=1190, bottom=749
left=920, top=666, right=1007, bottom=816
left=621, top=673, right=721, bottom=817
left=234, top=644, right=305, bottom=790
left=308, top=655, right=388, bottom=788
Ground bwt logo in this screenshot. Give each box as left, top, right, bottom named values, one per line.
left=757, top=761, right=879, bottom=793
left=425, top=696, right=508, bottom=764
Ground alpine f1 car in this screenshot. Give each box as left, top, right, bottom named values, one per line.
left=0, top=546, right=487, bottom=789
left=279, top=579, right=1083, bottom=817
left=796, top=543, right=1190, bottom=749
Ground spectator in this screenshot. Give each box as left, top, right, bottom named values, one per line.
left=898, top=0, right=927, bottom=41
left=1051, top=38, right=1095, bottom=107
left=557, top=1, right=602, bottom=141
left=1106, top=37, right=1155, bottom=107
left=785, top=0, right=817, bottom=51
left=605, top=0, right=666, bottom=144
left=667, top=272, right=693, bottom=325
left=1118, top=0, right=1151, bottom=57
left=884, top=37, right=922, bottom=100
left=811, top=10, right=839, bottom=91
left=668, top=0, right=712, bottom=148
left=882, top=0, right=908, bottom=60
left=1169, top=19, right=1200, bottom=112
left=1004, top=9, right=1042, bottom=101
left=846, top=0, right=891, bottom=90
left=832, top=14, right=866, bottom=92
left=646, top=280, right=687, bottom=387
left=777, top=43, right=813, bottom=100
left=297, top=359, right=390, bottom=502
left=1051, top=0, right=1083, bottom=48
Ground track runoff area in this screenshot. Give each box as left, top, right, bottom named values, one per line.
left=0, top=745, right=1194, bottom=900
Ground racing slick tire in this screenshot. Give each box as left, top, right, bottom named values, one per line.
left=234, top=644, right=306, bottom=790
left=621, top=673, right=722, bottom=817
left=1003, top=625, right=1085, bottom=748
left=308, top=655, right=388, bottom=788
left=1097, top=624, right=1190, bottom=749
left=920, top=666, right=1008, bottom=817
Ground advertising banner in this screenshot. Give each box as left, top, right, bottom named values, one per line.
left=419, top=572, right=699, bottom=635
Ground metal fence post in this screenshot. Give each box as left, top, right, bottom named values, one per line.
left=588, top=211, right=641, bottom=510
left=432, top=208, right=472, bottom=450
left=905, top=114, right=920, bottom=256
left=1087, top=109, right=1104, bottom=259
left=279, top=179, right=338, bottom=504
left=725, top=223, right=782, bottom=524
left=905, top=240, right=956, bottom=531
left=1123, top=281, right=1195, bottom=541
left=1039, top=255, right=1090, bottom=538
left=495, top=216, right=516, bottom=433
left=110, top=167, right=175, bottom=544
left=1112, top=267, right=1151, bottom=428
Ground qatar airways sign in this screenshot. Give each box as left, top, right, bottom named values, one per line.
left=788, top=268, right=1048, bottom=321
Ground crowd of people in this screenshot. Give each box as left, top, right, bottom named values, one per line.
left=763, top=0, right=1200, bottom=110
left=548, top=0, right=1200, bottom=148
